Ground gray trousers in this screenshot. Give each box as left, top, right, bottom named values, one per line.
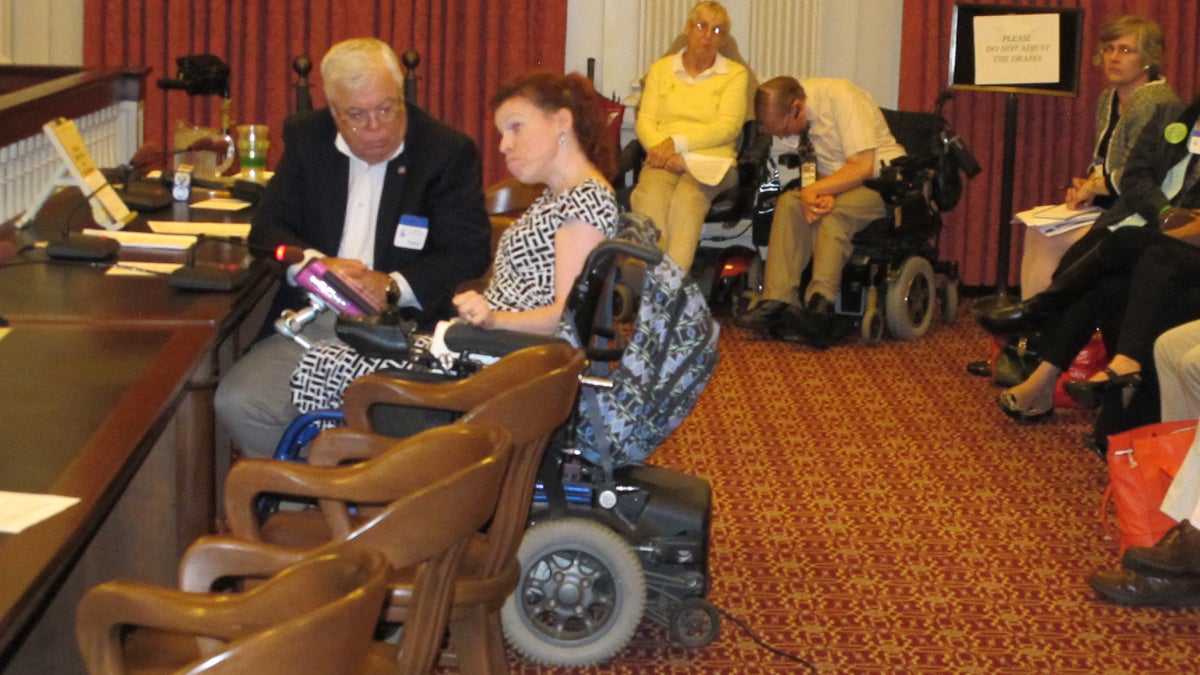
left=214, top=312, right=338, bottom=459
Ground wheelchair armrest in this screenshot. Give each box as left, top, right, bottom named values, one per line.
left=335, top=313, right=415, bottom=359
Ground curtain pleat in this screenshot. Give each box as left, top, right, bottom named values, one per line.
left=82, top=0, right=567, bottom=187
left=901, top=0, right=1200, bottom=288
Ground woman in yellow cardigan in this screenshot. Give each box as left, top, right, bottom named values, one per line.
left=630, top=1, right=747, bottom=273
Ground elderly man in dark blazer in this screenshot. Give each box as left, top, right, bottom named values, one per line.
left=216, top=37, right=490, bottom=458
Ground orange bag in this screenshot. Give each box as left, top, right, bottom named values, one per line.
left=1100, top=421, right=1196, bottom=553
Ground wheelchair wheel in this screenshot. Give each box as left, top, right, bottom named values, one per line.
left=668, top=596, right=720, bottom=648
left=502, top=518, right=647, bottom=666
left=940, top=278, right=959, bottom=324
left=885, top=256, right=935, bottom=341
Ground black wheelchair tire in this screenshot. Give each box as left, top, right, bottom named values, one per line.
left=668, top=596, right=721, bottom=648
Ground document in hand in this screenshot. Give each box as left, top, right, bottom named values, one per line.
left=1015, top=203, right=1103, bottom=237
left=684, top=154, right=734, bottom=186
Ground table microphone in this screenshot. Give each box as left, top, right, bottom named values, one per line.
left=44, top=184, right=122, bottom=261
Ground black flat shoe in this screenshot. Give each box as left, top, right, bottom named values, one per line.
left=1062, top=367, right=1142, bottom=409
left=975, top=299, right=1051, bottom=336
left=996, top=391, right=1053, bottom=425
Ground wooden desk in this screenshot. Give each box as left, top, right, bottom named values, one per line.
left=0, top=189, right=276, bottom=672
left=0, top=323, right=217, bottom=672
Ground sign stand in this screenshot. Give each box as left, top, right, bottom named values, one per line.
left=16, top=118, right=135, bottom=231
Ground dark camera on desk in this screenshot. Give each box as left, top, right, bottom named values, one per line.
left=157, top=55, right=230, bottom=97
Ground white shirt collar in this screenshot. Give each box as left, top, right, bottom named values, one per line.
left=671, top=48, right=730, bottom=83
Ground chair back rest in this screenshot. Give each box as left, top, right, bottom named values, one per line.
left=185, top=546, right=389, bottom=675
left=76, top=546, right=390, bottom=675
left=484, top=177, right=546, bottom=218
left=341, top=343, right=584, bottom=579
left=317, top=422, right=512, bottom=673
left=457, top=344, right=585, bottom=578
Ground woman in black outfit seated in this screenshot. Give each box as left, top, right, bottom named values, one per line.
left=979, top=98, right=1200, bottom=445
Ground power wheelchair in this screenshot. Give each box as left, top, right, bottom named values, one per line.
left=622, top=93, right=980, bottom=342
left=271, top=222, right=719, bottom=666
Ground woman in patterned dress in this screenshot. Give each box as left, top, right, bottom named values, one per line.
left=453, top=70, right=619, bottom=334
left=287, top=71, right=618, bottom=417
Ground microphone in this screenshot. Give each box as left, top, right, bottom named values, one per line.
left=110, top=138, right=236, bottom=211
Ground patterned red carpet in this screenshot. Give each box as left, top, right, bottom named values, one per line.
left=503, top=300, right=1200, bottom=674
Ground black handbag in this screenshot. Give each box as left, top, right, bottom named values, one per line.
left=991, top=334, right=1040, bottom=388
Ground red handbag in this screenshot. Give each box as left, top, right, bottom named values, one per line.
left=1100, top=421, right=1196, bottom=553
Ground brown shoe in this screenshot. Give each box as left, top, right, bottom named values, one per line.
left=1088, top=568, right=1200, bottom=607
left=1122, top=519, right=1200, bottom=579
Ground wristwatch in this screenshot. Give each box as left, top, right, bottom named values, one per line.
left=385, top=276, right=400, bottom=306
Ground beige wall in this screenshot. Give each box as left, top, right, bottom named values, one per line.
left=566, top=0, right=903, bottom=109
left=1, top=0, right=84, bottom=65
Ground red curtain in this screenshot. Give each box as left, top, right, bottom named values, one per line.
left=900, top=0, right=1200, bottom=288
left=82, top=0, right=567, bottom=187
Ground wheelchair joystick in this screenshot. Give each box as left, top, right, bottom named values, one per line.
left=272, top=245, right=383, bottom=348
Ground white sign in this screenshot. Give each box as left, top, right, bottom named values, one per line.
left=973, top=14, right=1060, bottom=86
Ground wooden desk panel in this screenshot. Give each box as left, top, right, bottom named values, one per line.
left=0, top=257, right=266, bottom=328
left=0, top=323, right=216, bottom=668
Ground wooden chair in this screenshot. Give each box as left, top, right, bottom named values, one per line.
left=334, top=342, right=586, bottom=672
left=485, top=176, right=545, bottom=220
left=76, top=545, right=393, bottom=675
left=177, top=423, right=514, bottom=674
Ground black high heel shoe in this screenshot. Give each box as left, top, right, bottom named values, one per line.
left=1062, top=367, right=1142, bottom=409
left=996, top=391, right=1054, bottom=425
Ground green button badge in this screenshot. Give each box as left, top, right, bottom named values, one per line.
left=1164, top=122, right=1188, bottom=144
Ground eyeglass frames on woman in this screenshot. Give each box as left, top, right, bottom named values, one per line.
left=692, top=21, right=723, bottom=37
left=1099, top=44, right=1139, bottom=57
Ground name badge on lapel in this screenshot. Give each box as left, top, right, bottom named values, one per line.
left=394, top=214, right=429, bottom=250
left=1189, top=122, right=1200, bottom=155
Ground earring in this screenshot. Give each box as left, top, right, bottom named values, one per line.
left=558, top=132, right=567, bottom=147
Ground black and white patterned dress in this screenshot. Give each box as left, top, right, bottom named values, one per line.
left=289, top=178, right=617, bottom=415
left=485, top=178, right=618, bottom=311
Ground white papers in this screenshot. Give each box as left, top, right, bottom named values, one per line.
left=106, top=262, right=182, bottom=277
left=82, top=229, right=198, bottom=250
left=148, top=221, right=252, bottom=238
left=190, top=197, right=252, bottom=211
left=0, top=491, right=79, bottom=534
left=684, top=154, right=734, bottom=186
left=1015, top=203, right=1102, bottom=237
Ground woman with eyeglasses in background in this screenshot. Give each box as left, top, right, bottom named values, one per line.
left=1017, top=14, right=1178, bottom=299
left=629, top=0, right=748, bottom=273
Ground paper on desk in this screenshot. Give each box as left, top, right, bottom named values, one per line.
left=106, top=262, right=182, bottom=277
left=190, top=197, right=252, bottom=211
left=148, top=221, right=252, bottom=238
left=0, top=491, right=80, bottom=534
left=83, top=229, right=198, bottom=250
left=684, top=154, right=734, bottom=186
left=1015, top=203, right=1103, bottom=237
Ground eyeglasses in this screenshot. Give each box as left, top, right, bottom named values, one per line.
left=337, top=100, right=400, bottom=130
left=692, top=21, right=724, bottom=37
left=1099, top=44, right=1139, bottom=57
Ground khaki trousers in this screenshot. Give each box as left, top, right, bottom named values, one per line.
left=762, top=185, right=886, bottom=306
left=630, top=165, right=736, bottom=272
left=1155, top=320, right=1200, bottom=522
